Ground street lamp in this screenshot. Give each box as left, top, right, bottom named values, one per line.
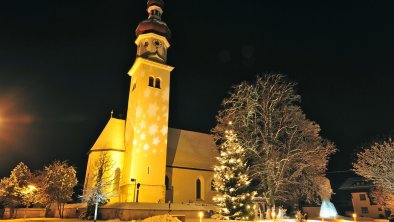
left=131, top=178, right=137, bottom=202
left=352, top=213, right=357, bottom=222
left=27, top=185, right=36, bottom=192
left=271, top=211, right=276, bottom=222
left=136, top=183, right=141, bottom=203
left=198, top=211, right=204, bottom=222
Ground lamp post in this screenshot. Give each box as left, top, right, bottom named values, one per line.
left=131, top=178, right=137, bottom=202
left=198, top=211, right=204, bottom=222
left=271, top=211, right=276, bottom=222
left=136, top=183, right=141, bottom=203
left=23, top=185, right=37, bottom=217
left=352, top=213, right=357, bottom=222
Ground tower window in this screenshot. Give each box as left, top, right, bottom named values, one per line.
left=148, top=76, right=154, bottom=87
left=155, top=78, right=161, bottom=89
left=196, top=179, right=201, bottom=200
left=149, top=76, right=161, bottom=89
left=151, top=10, right=161, bottom=17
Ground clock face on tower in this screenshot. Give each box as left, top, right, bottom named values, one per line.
left=138, top=37, right=167, bottom=63
left=153, top=39, right=162, bottom=48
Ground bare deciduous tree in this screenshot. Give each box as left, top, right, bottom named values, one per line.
left=40, top=160, right=78, bottom=218
left=353, top=139, right=394, bottom=193
left=213, top=74, right=336, bottom=206
left=370, top=185, right=394, bottom=211
left=353, top=138, right=394, bottom=209
left=83, top=152, right=118, bottom=222
left=0, top=162, right=33, bottom=218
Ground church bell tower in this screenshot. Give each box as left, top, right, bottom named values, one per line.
left=120, top=0, right=174, bottom=203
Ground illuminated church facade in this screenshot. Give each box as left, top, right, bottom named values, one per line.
left=84, top=0, right=218, bottom=204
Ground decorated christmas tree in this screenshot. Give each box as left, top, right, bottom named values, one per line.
left=213, top=129, right=256, bottom=220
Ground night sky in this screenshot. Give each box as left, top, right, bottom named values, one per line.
left=1, top=0, right=394, bottom=193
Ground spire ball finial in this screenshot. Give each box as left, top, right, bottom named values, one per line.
left=147, top=0, right=164, bottom=8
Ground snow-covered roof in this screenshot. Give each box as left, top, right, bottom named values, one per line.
left=166, top=128, right=218, bottom=170
left=91, top=117, right=125, bottom=151
left=338, top=177, right=373, bottom=191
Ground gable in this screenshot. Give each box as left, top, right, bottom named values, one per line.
left=91, top=117, right=126, bottom=151
left=166, top=128, right=218, bottom=170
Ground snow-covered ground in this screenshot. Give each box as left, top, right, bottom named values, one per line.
left=0, top=217, right=384, bottom=222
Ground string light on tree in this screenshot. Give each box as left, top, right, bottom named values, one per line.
left=213, top=129, right=255, bottom=220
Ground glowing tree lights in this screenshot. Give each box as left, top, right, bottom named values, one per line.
left=213, top=129, right=255, bottom=220
left=0, top=162, right=33, bottom=214
left=213, top=74, right=336, bottom=207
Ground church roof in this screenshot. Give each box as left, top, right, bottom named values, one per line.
left=91, top=117, right=125, bottom=151
left=167, top=128, right=218, bottom=170
left=89, top=119, right=218, bottom=170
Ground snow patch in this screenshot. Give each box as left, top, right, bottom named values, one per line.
left=142, top=214, right=182, bottom=222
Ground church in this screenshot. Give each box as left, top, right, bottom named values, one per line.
left=84, top=0, right=218, bottom=204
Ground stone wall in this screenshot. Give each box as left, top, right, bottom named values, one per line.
left=2, top=208, right=46, bottom=219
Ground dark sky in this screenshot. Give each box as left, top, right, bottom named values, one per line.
left=1, top=0, right=394, bottom=192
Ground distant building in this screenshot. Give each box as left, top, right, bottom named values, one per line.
left=339, top=177, right=389, bottom=219
left=83, top=0, right=218, bottom=204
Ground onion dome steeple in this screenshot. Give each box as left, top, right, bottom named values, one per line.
left=135, top=0, right=171, bottom=40
left=134, top=0, right=171, bottom=63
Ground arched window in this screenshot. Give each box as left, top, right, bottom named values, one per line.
left=196, top=179, right=201, bottom=200
left=165, top=175, right=170, bottom=190
left=155, top=78, right=161, bottom=89
left=148, top=76, right=154, bottom=87
left=211, top=179, right=215, bottom=191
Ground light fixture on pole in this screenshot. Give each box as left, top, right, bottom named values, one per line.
left=271, top=211, right=276, bottom=222
left=131, top=178, right=137, bottom=202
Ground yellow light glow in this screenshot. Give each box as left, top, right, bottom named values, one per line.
left=271, top=211, right=276, bottom=219
left=198, top=211, right=204, bottom=218
left=0, top=96, right=33, bottom=146
left=21, top=184, right=37, bottom=194
left=27, top=185, right=36, bottom=190
left=352, top=213, right=356, bottom=218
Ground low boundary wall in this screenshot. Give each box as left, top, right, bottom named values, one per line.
left=2, top=202, right=215, bottom=221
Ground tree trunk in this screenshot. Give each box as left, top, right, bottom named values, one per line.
left=57, top=202, right=64, bottom=218
left=61, top=203, right=65, bottom=218
left=94, top=202, right=99, bottom=222
left=12, top=207, right=16, bottom=219
left=57, top=202, right=61, bottom=218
